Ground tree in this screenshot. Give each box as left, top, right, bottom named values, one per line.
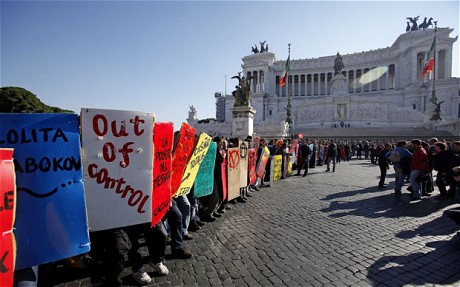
left=0, top=87, right=74, bottom=113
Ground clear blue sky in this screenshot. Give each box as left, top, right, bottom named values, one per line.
left=2, top=1, right=459, bottom=130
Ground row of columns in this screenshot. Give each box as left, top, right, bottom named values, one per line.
left=247, top=70, right=265, bottom=94
left=275, top=65, right=396, bottom=97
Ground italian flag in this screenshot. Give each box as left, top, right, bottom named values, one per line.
left=279, top=56, right=290, bottom=87
left=422, top=37, right=435, bottom=78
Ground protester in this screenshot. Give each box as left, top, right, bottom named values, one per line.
left=409, top=139, right=429, bottom=201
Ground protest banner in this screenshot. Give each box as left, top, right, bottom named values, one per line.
left=0, top=114, right=90, bottom=269
left=248, top=149, right=257, bottom=185
left=227, top=147, right=240, bottom=201
left=81, top=108, right=154, bottom=231
left=152, top=122, right=173, bottom=226
left=256, top=146, right=270, bottom=179
left=171, top=123, right=196, bottom=196
left=289, top=140, right=299, bottom=165
left=253, top=135, right=261, bottom=157
left=175, top=133, right=212, bottom=197
left=273, top=155, right=282, bottom=181
left=285, top=154, right=293, bottom=177
left=239, top=141, right=249, bottom=189
left=194, top=142, right=216, bottom=198
left=221, top=156, right=228, bottom=201
left=0, top=148, right=16, bottom=286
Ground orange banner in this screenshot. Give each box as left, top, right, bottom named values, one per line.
left=152, top=122, right=174, bottom=226
left=171, top=123, right=196, bottom=197
left=0, top=148, right=16, bottom=287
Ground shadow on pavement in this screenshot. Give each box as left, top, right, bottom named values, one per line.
left=368, top=236, right=460, bottom=286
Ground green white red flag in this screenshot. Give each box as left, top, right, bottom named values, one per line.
left=422, top=37, right=435, bottom=78
left=279, top=56, right=290, bottom=87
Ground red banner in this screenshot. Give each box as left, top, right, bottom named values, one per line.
left=171, top=123, right=196, bottom=197
left=221, top=156, right=228, bottom=202
left=248, top=149, right=257, bottom=185
left=0, top=148, right=16, bottom=287
left=152, top=122, right=173, bottom=226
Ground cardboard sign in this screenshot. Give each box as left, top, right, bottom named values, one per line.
left=0, top=148, right=16, bottom=285
left=285, top=154, right=293, bottom=177
left=81, top=108, right=154, bottom=231
left=194, top=142, right=216, bottom=198
left=171, top=123, right=196, bottom=196
left=256, top=146, right=270, bottom=179
left=253, top=135, right=261, bottom=159
left=248, top=149, right=257, bottom=185
left=239, top=141, right=249, bottom=188
left=227, top=147, right=240, bottom=201
left=273, top=155, right=282, bottom=181
left=221, top=156, right=228, bottom=202
left=0, top=113, right=90, bottom=269
left=175, top=133, right=212, bottom=197
left=152, top=122, right=173, bottom=226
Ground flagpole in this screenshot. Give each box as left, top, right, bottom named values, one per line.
left=430, top=21, right=438, bottom=103
left=286, top=44, right=293, bottom=138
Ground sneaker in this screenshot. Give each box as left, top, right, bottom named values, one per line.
left=183, top=234, right=194, bottom=240
left=149, top=261, right=169, bottom=276
left=133, top=267, right=152, bottom=285
left=410, top=196, right=421, bottom=201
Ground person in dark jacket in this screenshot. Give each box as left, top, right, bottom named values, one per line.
left=295, top=140, right=310, bottom=177
left=377, top=143, right=392, bottom=188
left=326, top=140, right=338, bottom=172
left=433, top=142, right=453, bottom=200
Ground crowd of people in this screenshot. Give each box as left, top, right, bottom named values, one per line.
left=15, top=136, right=460, bottom=287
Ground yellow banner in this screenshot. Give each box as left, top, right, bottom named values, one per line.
left=175, top=133, right=212, bottom=197
left=273, top=155, right=282, bottom=181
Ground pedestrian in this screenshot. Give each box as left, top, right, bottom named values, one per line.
left=377, top=143, right=392, bottom=188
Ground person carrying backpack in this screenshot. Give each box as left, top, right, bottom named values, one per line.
left=386, top=141, right=412, bottom=195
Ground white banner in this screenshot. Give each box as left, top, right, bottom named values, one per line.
left=81, top=108, right=154, bottom=231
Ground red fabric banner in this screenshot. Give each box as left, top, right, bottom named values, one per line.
left=221, top=157, right=228, bottom=202
left=248, top=149, right=257, bottom=185
left=152, top=122, right=174, bottom=226
left=171, top=123, right=196, bottom=197
left=0, top=148, right=16, bottom=287
left=256, top=146, right=270, bottom=179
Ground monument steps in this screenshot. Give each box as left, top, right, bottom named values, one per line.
left=296, top=127, right=453, bottom=139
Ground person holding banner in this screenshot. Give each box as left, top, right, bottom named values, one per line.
left=166, top=199, right=193, bottom=259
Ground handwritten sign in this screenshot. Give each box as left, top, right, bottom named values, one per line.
left=256, top=146, right=270, bottom=179
left=171, top=123, right=196, bottom=196
left=194, top=142, right=216, bottom=198
left=0, top=113, right=90, bottom=269
left=0, top=148, right=15, bottom=286
left=285, top=154, right=293, bottom=177
left=152, top=122, right=173, bottom=226
left=175, top=133, right=212, bottom=197
left=227, top=147, right=240, bottom=201
left=81, top=108, right=154, bottom=231
left=248, top=149, right=257, bottom=185
left=273, top=155, right=282, bottom=181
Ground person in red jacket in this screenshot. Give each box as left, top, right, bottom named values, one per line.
left=409, top=139, right=430, bottom=200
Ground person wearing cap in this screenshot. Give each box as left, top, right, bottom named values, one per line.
left=409, top=139, right=430, bottom=201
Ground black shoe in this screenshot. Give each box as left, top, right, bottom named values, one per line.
left=212, top=212, right=222, bottom=218
left=302, top=173, right=307, bottom=177
left=183, top=234, right=193, bottom=240
left=325, top=169, right=330, bottom=172
left=378, top=184, right=387, bottom=188
left=201, top=215, right=216, bottom=222
left=422, top=192, right=431, bottom=197
left=237, top=197, right=247, bottom=203
left=246, top=191, right=253, bottom=197
left=252, top=186, right=260, bottom=191
left=171, top=249, right=192, bottom=259
left=225, top=205, right=232, bottom=210
left=188, top=223, right=200, bottom=232
left=394, top=191, right=402, bottom=196
left=410, top=196, right=421, bottom=201
left=216, top=208, right=225, bottom=214
left=196, top=221, right=205, bottom=226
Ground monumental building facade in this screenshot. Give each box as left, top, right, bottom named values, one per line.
left=189, top=26, right=459, bottom=138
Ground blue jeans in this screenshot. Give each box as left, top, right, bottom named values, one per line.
left=174, top=195, right=190, bottom=236
left=394, top=166, right=405, bottom=192
left=167, top=200, right=184, bottom=252
left=410, top=170, right=423, bottom=198
left=326, top=157, right=336, bottom=171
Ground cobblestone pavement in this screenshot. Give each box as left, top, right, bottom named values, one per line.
left=41, top=160, right=460, bottom=287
